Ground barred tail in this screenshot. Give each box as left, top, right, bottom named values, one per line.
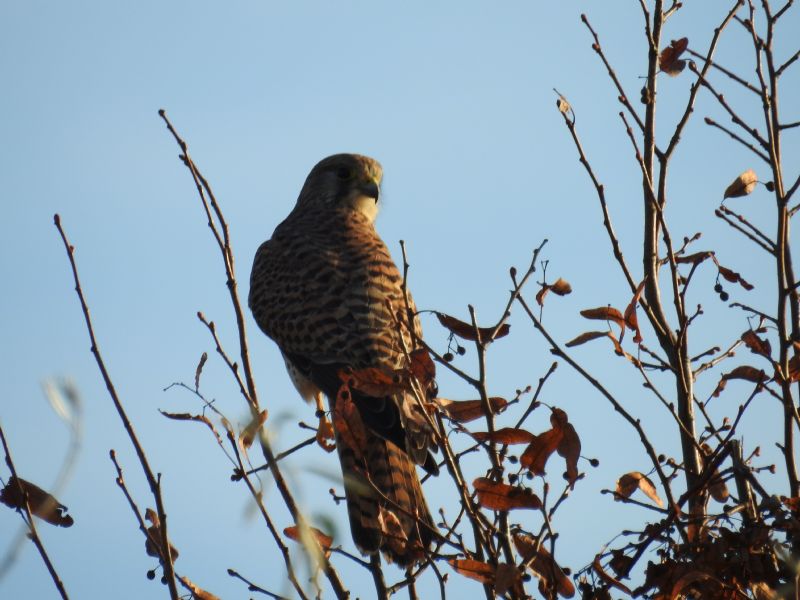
left=337, top=431, right=434, bottom=567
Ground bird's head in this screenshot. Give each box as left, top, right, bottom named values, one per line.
left=296, top=153, right=384, bottom=223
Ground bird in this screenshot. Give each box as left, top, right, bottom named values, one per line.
left=248, top=153, right=438, bottom=566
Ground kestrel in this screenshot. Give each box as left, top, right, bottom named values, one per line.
left=248, top=154, right=438, bottom=566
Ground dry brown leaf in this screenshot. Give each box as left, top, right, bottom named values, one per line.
left=536, top=278, right=573, bottom=306
left=178, top=576, right=221, bottom=600
left=521, top=428, right=563, bottom=475
left=435, top=397, right=508, bottom=423
left=659, top=37, right=689, bottom=76
left=615, top=472, right=664, bottom=507
left=333, top=385, right=368, bottom=458
left=565, top=330, right=609, bottom=347
left=0, top=476, right=74, bottom=527
left=471, top=427, right=536, bottom=445
left=701, top=444, right=730, bottom=503
left=284, top=524, right=333, bottom=558
left=724, top=168, right=758, bottom=199
left=624, top=280, right=646, bottom=344
left=448, top=558, right=495, bottom=585
left=675, top=251, right=714, bottom=265
left=194, top=352, right=208, bottom=391
left=580, top=307, right=625, bottom=329
left=160, top=410, right=223, bottom=445
left=550, top=278, right=573, bottom=296
left=239, top=410, right=268, bottom=450
left=473, top=477, right=542, bottom=511
left=556, top=420, right=581, bottom=487
left=741, top=330, right=772, bottom=359
left=593, top=554, right=633, bottom=595
left=513, top=532, right=575, bottom=598
left=712, top=365, right=769, bottom=397
left=435, top=312, right=510, bottom=342
left=495, top=562, right=523, bottom=596
left=145, top=508, right=179, bottom=561
left=408, top=348, right=436, bottom=391
left=718, top=264, right=754, bottom=290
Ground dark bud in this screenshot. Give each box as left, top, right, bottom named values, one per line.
left=161, top=576, right=168, bottom=585
left=525, top=471, right=533, bottom=480
left=443, top=352, right=454, bottom=362
left=766, top=181, right=775, bottom=192
left=658, top=454, right=666, bottom=463
left=589, top=458, right=600, bottom=467
left=714, top=283, right=723, bottom=293
left=456, top=345, right=466, bottom=356
left=315, top=409, right=325, bottom=418
left=509, top=473, right=518, bottom=483
left=720, top=291, right=730, bottom=302
left=146, top=570, right=156, bottom=581
left=508, top=455, right=518, bottom=464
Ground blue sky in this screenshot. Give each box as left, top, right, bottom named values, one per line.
left=2, top=2, right=798, bottom=598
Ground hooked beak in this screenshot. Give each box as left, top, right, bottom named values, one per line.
left=358, top=179, right=380, bottom=202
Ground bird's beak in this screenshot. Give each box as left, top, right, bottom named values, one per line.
left=358, top=178, right=380, bottom=202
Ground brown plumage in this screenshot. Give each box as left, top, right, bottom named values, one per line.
left=248, top=153, right=437, bottom=566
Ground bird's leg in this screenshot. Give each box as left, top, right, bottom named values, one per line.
left=314, top=391, right=336, bottom=452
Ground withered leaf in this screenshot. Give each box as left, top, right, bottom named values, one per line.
left=790, top=351, right=800, bottom=383
left=513, top=532, right=575, bottom=598
left=537, top=278, right=573, bottom=306
left=435, top=397, right=508, bottom=423
left=239, top=410, right=268, bottom=450
left=624, top=280, right=646, bottom=344
left=550, top=278, right=572, bottom=296
left=565, top=331, right=609, bottom=347
left=494, top=562, right=523, bottom=596
left=712, top=365, right=768, bottom=397
left=556, top=420, right=581, bottom=487
left=659, top=37, right=689, bottom=76
left=473, top=477, right=542, bottom=511
left=160, top=410, right=223, bottom=445
left=701, top=444, right=730, bottom=503
left=608, top=549, right=633, bottom=579
left=675, top=251, right=714, bottom=265
left=723, top=168, right=758, bottom=199
left=718, top=265, right=754, bottom=290
left=0, top=477, right=74, bottom=527
left=521, top=428, right=563, bottom=475
left=408, top=348, right=436, bottom=391
left=471, top=427, right=536, bottom=445
left=580, top=307, right=625, bottom=330
left=448, top=558, right=495, bottom=585
left=592, top=555, right=633, bottom=595
left=194, top=351, right=208, bottom=391
left=284, top=524, right=333, bottom=556
left=145, top=508, right=179, bottom=561
left=741, top=330, right=772, bottom=359
left=178, top=576, right=221, bottom=600
left=435, top=312, right=510, bottom=342
left=338, top=366, right=406, bottom=397
left=333, top=385, right=368, bottom=458
left=615, top=472, right=663, bottom=507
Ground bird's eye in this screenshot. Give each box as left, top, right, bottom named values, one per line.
left=336, top=167, right=352, bottom=180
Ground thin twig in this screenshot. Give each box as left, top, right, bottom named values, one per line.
left=0, top=425, right=70, bottom=600
left=54, top=215, right=179, bottom=599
